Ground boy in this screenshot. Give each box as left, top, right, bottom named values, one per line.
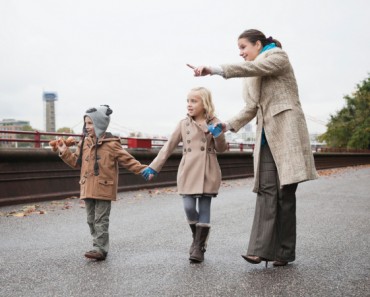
left=54, top=105, right=147, bottom=260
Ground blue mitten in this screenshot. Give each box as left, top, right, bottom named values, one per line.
left=141, top=167, right=158, bottom=181
left=207, top=123, right=223, bottom=137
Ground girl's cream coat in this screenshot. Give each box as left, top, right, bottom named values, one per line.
left=221, top=47, right=319, bottom=192
left=150, top=116, right=227, bottom=196
left=60, top=134, right=146, bottom=201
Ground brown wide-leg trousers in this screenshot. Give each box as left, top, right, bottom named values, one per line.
left=247, top=144, right=298, bottom=262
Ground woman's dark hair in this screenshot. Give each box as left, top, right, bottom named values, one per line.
left=238, top=29, right=282, bottom=48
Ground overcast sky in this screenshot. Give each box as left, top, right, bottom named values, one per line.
left=1, top=0, right=369, bottom=137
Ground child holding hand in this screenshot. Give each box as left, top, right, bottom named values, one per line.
left=142, top=87, right=227, bottom=263
left=53, top=105, right=148, bottom=261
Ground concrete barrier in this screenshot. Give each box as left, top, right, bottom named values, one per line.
left=1, top=148, right=369, bottom=206
left=0, top=148, right=253, bottom=206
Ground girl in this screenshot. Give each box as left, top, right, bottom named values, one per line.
left=188, top=29, right=318, bottom=267
left=142, top=87, right=227, bottom=263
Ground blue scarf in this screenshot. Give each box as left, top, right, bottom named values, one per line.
left=259, top=43, right=276, bottom=54
left=259, top=42, right=276, bottom=146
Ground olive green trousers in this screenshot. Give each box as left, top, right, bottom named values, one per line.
left=85, top=198, right=111, bottom=256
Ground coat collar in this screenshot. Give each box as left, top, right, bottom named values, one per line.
left=255, top=46, right=280, bottom=61
left=186, top=114, right=216, bottom=124
left=85, top=132, right=120, bottom=147
left=186, top=114, right=212, bottom=133
left=246, top=47, right=282, bottom=103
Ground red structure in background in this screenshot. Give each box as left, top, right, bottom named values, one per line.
left=127, top=138, right=152, bottom=149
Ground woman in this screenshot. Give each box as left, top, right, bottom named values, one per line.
left=188, top=29, right=318, bottom=267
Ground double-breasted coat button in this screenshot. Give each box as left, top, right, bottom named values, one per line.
left=188, top=148, right=192, bottom=152
left=186, top=131, right=190, bottom=134
left=200, top=147, right=205, bottom=151
left=208, top=148, right=212, bottom=152
left=202, top=138, right=206, bottom=142
left=187, top=140, right=191, bottom=144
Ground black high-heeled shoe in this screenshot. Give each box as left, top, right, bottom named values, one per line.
left=272, top=260, right=288, bottom=267
left=241, top=255, right=269, bottom=268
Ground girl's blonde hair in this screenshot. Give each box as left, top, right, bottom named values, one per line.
left=190, top=87, right=215, bottom=119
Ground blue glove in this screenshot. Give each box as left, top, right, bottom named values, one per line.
left=207, top=123, right=223, bottom=137
left=141, top=167, right=158, bottom=181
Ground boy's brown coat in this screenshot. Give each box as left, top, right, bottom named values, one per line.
left=60, top=134, right=146, bottom=201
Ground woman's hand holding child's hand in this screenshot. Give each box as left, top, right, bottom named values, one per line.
left=141, top=167, right=158, bottom=181
left=207, top=123, right=224, bottom=137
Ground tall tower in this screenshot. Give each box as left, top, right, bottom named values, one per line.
left=43, top=92, right=57, bottom=132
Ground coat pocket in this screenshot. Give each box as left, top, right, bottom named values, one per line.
left=270, top=103, right=293, bottom=117
left=97, top=179, right=114, bottom=198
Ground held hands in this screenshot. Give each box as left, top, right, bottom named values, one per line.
left=208, top=123, right=224, bottom=138
left=186, top=64, right=212, bottom=76
left=141, top=167, right=158, bottom=181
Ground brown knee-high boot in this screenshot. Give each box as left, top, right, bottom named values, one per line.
left=189, top=223, right=197, bottom=255
left=189, top=224, right=211, bottom=263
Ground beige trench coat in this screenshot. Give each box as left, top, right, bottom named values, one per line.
left=221, top=47, right=318, bottom=192
left=60, top=134, right=147, bottom=201
left=149, top=116, right=227, bottom=196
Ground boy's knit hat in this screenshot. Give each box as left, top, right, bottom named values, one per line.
left=84, top=105, right=113, bottom=138
left=77, top=105, right=113, bottom=176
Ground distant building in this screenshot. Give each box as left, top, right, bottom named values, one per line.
left=0, top=118, right=30, bottom=148
left=241, top=123, right=253, bottom=133
left=0, top=118, right=30, bottom=130
left=239, top=123, right=254, bottom=141
left=43, top=92, right=57, bottom=132
left=225, top=123, right=256, bottom=143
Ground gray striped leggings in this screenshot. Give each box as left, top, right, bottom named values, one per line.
left=182, top=195, right=212, bottom=224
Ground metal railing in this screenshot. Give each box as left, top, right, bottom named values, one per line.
left=0, top=130, right=253, bottom=152
left=318, top=147, right=370, bottom=153
left=0, top=130, right=82, bottom=148
left=1, top=129, right=369, bottom=153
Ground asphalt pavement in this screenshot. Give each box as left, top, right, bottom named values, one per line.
left=1, top=166, right=369, bottom=297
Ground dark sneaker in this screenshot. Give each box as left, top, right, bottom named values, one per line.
left=84, top=250, right=106, bottom=261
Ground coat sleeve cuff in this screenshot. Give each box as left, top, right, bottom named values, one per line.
left=210, top=66, right=224, bottom=76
